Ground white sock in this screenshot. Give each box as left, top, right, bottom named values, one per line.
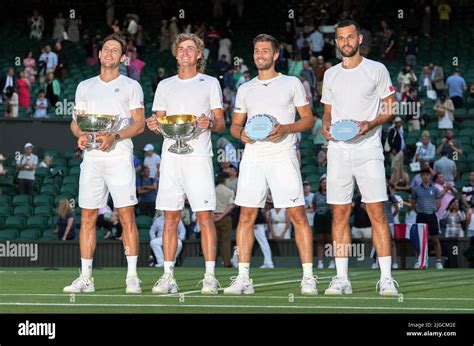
left=205, top=261, right=215, bottom=275
left=335, top=257, right=348, bottom=278
left=238, top=263, right=250, bottom=278
left=302, top=263, right=313, bottom=277
left=378, top=256, right=392, bottom=279
left=126, top=255, right=138, bottom=277
left=81, top=258, right=93, bottom=278
left=164, top=261, right=174, bottom=274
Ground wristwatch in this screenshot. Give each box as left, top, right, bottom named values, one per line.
left=207, top=119, right=214, bottom=129
left=114, top=132, right=121, bottom=141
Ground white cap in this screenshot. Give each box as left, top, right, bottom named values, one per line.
left=24, top=143, right=33, bottom=149
left=143, top=144, right=154, bottom=151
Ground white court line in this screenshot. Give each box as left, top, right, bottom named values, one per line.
left=0, top=302, right=473, bottom=311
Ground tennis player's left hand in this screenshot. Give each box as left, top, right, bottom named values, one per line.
left=267, top=124, right=289, bottom=142
left=96, top=132, right=115, bottom=151
left=357, top=121, right=372, bottom=136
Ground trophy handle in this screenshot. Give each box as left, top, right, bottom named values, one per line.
left=111, top=115, right=129, bottom=133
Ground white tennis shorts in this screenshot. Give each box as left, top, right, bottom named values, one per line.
left=235, top=150, right=304, bottom=208
left=79, top=154, right=137, bottom=209
left=327, top=145, right=387, bottom=204
left=156, top=155, right=216, bottom=212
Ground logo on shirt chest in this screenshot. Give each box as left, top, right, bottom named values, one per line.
left=114, top=88, right=120, bottom=93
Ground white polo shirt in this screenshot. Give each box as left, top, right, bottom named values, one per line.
left=321, top=57, right=395, bottom=150
left=74, top=75, right=144, bottom=158
left=234, top=73, right=309, bottom=157
left=152, top=73, right=223, bottom=157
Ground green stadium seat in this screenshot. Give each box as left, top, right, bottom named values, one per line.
left=40, top=184, right=59, bottom=195
left=67, top=158, right=82, bottom=167
left=0, top=195, right=12, bottom=206
left=33, top=194, right=53, bottom=207
left=44, top=149, right=61, bottom=158
left=96, top=228, right=107, bottom=240
left=60, top=184, right=78, bottom=195
left=13, top=206, right=33, bottom=217
left=64, top=151, right=75, bottom=159
left=26, top=215, right=48, bottom=230
left=301, top=165, right=317, bottom=175
left=34, top=206, right=53, bottom=217
left=0, top=205, right=12, bottom=217
left=51, top=158, right=67, bottom=167
left=0, top=176, right=14, bottom=187
left=62, top=176, right=79, bottom=185
left=54, top=194, right=75, bottom=205
left=305, top=174, right=321, bottom=184
left=0, top=229, right=18, bottom=240
left=136, top=215, right=153, bottom=229
left=35, top=166, right=51, bottom=178
left=40, top=231, right=57, bottom=241
left=69, top=166, right=81, bottom=175
left=18, top=229, right=40, bottom=240
left=4, top=216, right=25, bottom=229
left=460, top=128, right=474, bottom=137
left=12, top=194, right=32, bottom=207
left=139, top=229, right=150, bottom=241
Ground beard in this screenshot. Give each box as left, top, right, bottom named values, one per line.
left=256, top=59, right=274, bottom=71
left=338, top=42, right=359, bottom=57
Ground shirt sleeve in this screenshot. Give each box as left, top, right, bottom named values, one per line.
left=320, top=71, right=332, bottom=105
left=233, top=86, right=247, bottom=114
left=434, top=188, right=441, bottom=200
left=151, top=81, right=166, bottom=112
left=74, top=82, right=87, bottom=112
left=293, top=78, right=310, bottom=107
left=210, top=78, right=224, bottom=110
left=129, top=81, right=144, bottom=110
left=377, top=65, right=396, bottom=99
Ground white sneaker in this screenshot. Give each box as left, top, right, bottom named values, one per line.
left=125, top=275, right=142, bottom=294
left=376, top=277, right=399, bottom=296
left=328, top=260, right=336, bottom=269
left=300, top=275, right=318, bottom=296
left=260, top=263, right=274, bottom=269
left=371, top=262, right=379, bottom=269
left=392, top=263, right=399, bottom=270
left=154, top=262, right=164, bottom=268
left=324, top=276, right=353, bottom=295
left=63, top=275, right=95, bottom=293
left=230, top=255, right=238, bottom=268
left=317, top=261, right=324, bottom=269
left=199, top=273, right=220, bottom=295
left=223, top=275, right=255, bottom=295
left=435, top=261, right=444, bottom=269
left=414, top=260, right=420, bottom=269
left=152, top=273, right=179, bottom=294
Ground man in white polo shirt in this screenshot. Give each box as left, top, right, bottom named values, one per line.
left=64, top=33, right=145, bottom=294
left=146, top=33, right=225, bottom=294
left=223, top=34, right=316, bottom=295
left=143, top=143, right=161, bottom=179
left=320, top=20, right=399, bottom=296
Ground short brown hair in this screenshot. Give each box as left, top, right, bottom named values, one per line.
left=253, top=34, right=279, bottom=53
left=172, top=33, right=206, bottom=73
left=101, top=33, right=127, bottom=55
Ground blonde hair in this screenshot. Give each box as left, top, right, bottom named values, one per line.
left=172, top=34, right=206, bottom=73
left=58, top=199, right=72, bottom=219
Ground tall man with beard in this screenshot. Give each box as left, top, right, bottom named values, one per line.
left=320, top=20, right=400, bottom=296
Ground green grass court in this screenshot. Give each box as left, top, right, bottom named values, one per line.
left=0, top=268, right=473, bottom=314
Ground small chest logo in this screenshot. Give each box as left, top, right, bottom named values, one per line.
left=114, top=88, right=120, bottom=93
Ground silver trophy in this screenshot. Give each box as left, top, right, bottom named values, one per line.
left=157, top=114, right=203, bottom=154
left=73, top=113, right=122, bottom=149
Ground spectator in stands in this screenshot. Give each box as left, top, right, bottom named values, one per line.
left=280, top=22, right=295, bottom=54
left=44, top=72, right=60, bottom=108
left=389, top=154, right=411, bottom=193
left=215, top=54, right=231, bottom=79
left=33, top=90, right=48, bottom=118
left=151, top=67, right=166, bottom=93
left=411, top=168, right=443, bottom=269
left=149, top=210, right=186, bottom=267
left=4, top=86, right=18, bottom=118
left=311, top=114, right=327, bottom=158
left=268, top=204, right=290, bottom=240
left=15, top=143, right=38, bottom=195
left=419, top=66, right=431, bottom=90
left=397, top=65, right=417, bottom=94
left=29, top=10, right=44, bottom=40
left=296, top=32, right=305, bottom=51
left=300, top=37, right=311, bottom=61
left=214, top=172, right=235, bottom=267
left=110, top=19, right=121, bottom=33
left=312, top=176, right=334, bottom=269
left=436, top=129, right=463, bottom=159
left=38, top=155, right=53, bottom=168
left=421, top=5, right=432, bottom=38
left=218, top=35, right=232, bottom=64
left=359, top=23, right=372, bottom=57
left=23, top=52, right=36, bottom=84
left=429, top=62, right=445, bottom=97
left=446, top=68, right=467, bottom=108
left=411, top=160, right=435, bottom=189
left=216, top=137, right=238, bottom=169
left=39, top=45, right=58, bottom=77
left=466, top=197, right=474, bottom=238
left=303, top=181, right=314, bottom=228
left=52, top=12, right=67, bottom=41
left=301, top=60, right=315, bottom=96
left=434, top=94, right=454, bottom=131
left=300, top=75, right=312, bottom=106
left=142, top=144, right=160, bottom=179
left=67, top=16, right=81, bottom=43
left=53, top=41, right=67, bottom=80
left=0, top=154, right=7, bottom=176
left=308, top=26, right=324, bottom=57
left=135, top=24, right=145, bottom=53
left=433, top=172, right=458, bottom=220
left=386, top=117, right=405, bottom=164
left=434, top=150, right=457, bottom=184
left=136, top=166, right=158, bottom=217
left=128, top=52, right=145, bottom=81
left=169, top=17, right=180, bottom=47
left=96, top=205, right=115, bottom=239
left=159, top=20, right=170, bottom=52
left=442, top=199, right=465, bottom=238
left=381, top=24, right=396, bottom=61
left=225, top=165, right=238, bottom=194
left=85, top=37, right=99, bottom=66
left=404, top=87, right=421, bottom=131
left=16, top=71, right=30, bottom=112
left=405, top=7, right=419, bottom=36
left=351, top=190, right=372, bottom=239
left=461, top=171, right=474, bottom=209
left=0, top=67, right=15, bottom=104
left=317, top=143, right=328, bottom=167
left=404, top=34, right=418, bottom=67
left=53, top=199, right=76, bottom=241
left=414, top=131, right=436, bottom=164
left=236, top=70, right=250, bottom=89
left=438, top=1, right=452, bottom=34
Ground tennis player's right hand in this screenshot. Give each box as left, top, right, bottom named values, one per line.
left=321, top=123, right=334, bottom=141
left=77, top=134, right=88, bottom=150
left=240, top=128, right=254, bottom=144
left=146, top=116, right=160, bottom=133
